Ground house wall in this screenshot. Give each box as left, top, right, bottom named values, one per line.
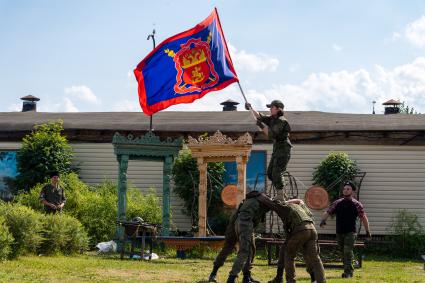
left=2, top=141, right=425, bottom=235
left=257, top=143, right=425, bottom=236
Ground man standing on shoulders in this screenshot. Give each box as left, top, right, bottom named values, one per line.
left=320, top=181, right=371, bottom=278
left=39, top=171, right=66, bottom=214
left=245, top=100, right=292, bottom=201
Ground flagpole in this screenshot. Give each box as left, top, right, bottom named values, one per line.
left=237, top=81, right=248, bottom=103
left=147, top=29, right=156, bottom=132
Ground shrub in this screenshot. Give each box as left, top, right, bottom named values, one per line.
left=312, top=152, right=358, bottom=201
left=172, top=150, right=226, bottom=233
left=387, top=209, right=425, bottom=259
left=74, top=181, right=118, bottom=246
left=0, top=214, right=14, bottom=260
left=0, top=202, right=43, bottom=258
left=39, top=214, right=89, bottom=255
left=15, top=120, right=74, bottom=191
left=15, top=174, right=161, bottom=247
left=127, top=188, right=162, bottom=224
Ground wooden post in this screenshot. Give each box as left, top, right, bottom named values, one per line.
left=236, top=156, right=247, bottom=205
left=116, top=154, right=129, bottom=250
left=197, top=158, right=207, bottom=237
left=162, top=156, right=173, bottom=236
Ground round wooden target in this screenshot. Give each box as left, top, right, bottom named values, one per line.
left=221, top=184, right=237, bottom=207
left=305, top=186, right=329, bottom=210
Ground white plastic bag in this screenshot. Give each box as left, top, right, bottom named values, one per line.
left=96, top=240, right=117, bottom=253
left=131, top=253, right=159, bottom=260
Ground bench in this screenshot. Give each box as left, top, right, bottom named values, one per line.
left=263, top=238, right=365, bottom=268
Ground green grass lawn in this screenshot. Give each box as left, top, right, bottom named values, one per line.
left=0, top=253, right=423, bottom=283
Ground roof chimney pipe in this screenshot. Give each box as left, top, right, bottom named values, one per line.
left=220, top=99, right=239, bottom=111
left=21, top=95, right=40, bottom=112
left=382, top=99, right=401, bottom=115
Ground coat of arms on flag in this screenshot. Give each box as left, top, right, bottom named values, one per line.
left=134, top=8, right=238, bottom=115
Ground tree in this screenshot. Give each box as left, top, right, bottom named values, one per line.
left=16, top=120, right=74, bottom=191
left=312, top=152, right=358, bottom=201
left=399, top=101, right=420, bottom=114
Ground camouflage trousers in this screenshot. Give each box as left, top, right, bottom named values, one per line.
left=281, top=226, right=326, bottom=283
left=213, top=218, right=240, bottom=268
left=267, top=146, right=291, bottom=191
left=228, top=218, right=256, bottom=276
left=337, top=232, right=357, bottom=275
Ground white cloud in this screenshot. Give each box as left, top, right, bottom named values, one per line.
left=332, top=44, right=342, bottom=52
left=7, top=103, right=21, bottom=112
left=112, top=99, right=140, bottom=112
left=392, top=32, right=401, bottom=41
left=406, top=15, right=425, bottom=48
left=228, top=44, right=279, bottom=73
left=228, top=57, right=425, bottom=114
left=38, top=97, right=79, bottom=112
left=64, top=85, right=99, bottom=104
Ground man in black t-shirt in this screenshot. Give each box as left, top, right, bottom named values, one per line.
left=39, top=171, right=66, bottom=214
left=320, top=181, right=371, bottom=278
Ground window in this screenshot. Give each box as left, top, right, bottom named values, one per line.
left=223, top=150, right=267, bottom=192
left=0, top=151, right=18, bottom=200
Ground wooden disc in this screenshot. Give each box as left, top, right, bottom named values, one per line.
left=304, top=186, right=329, bottom=210
left=221, top=184, right=237, bottom=207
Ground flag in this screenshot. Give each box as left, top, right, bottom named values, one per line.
left=134, top=8, right=239, bottom=115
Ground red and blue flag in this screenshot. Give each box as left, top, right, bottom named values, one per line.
left=134, top=8, right=239, bottom=115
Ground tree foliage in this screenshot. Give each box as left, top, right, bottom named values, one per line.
left=312, top=152, right=358, bottom=201
left=399, top=101, right=420, bottom=114
left=16, top=120, right=74, bottom=191
left=387, top=209, right=425, bottom=259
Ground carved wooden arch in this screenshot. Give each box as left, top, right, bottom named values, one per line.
left=112, top=132, right=182, bottom=236
left=187, top=131, right=253, bottom=237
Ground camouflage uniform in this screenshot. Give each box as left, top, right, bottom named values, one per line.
left=209, top=210, right=255, bottom=282
left=227, top=194, right=269, bottom=282
left=39, top=184, right=66, bottom=214
left=257, top=196, right=326, bottom=283
left=257, top=112, right=292, bottom=192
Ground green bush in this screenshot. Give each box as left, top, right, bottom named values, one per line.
left=0, top=214, right=14, bottom=261
left=312, top=152, right=358, bottom=201
left=15, top=120, right=74, bottom=191
left=172, top=150, right=226, bottom=233
left=127, top=188, right=162, bottom=224
left=39, top=214, right=89, bottom=255
left=0, top=202, right=43, bottom=258
left=387, top=209, right=425, bottom=259
left=15, top=174, right=162, bottom=247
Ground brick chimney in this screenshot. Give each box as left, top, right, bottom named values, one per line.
left=21, top=95, right=40, bottom=112
left=220, top=99, right=239, bottom=111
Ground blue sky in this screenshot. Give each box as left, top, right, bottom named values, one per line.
left=1, top=0, right=425, bottom=114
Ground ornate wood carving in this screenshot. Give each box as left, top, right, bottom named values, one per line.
left=187, top=131, right=252, bottom=237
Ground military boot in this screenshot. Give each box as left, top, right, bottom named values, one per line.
left=242, top=271, right=260, bottom=283
left=208, top=265, right=219, bottom=282
left=268, top=267, right=284, bottom=283
left=226, top=275, right=238, bottom=283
